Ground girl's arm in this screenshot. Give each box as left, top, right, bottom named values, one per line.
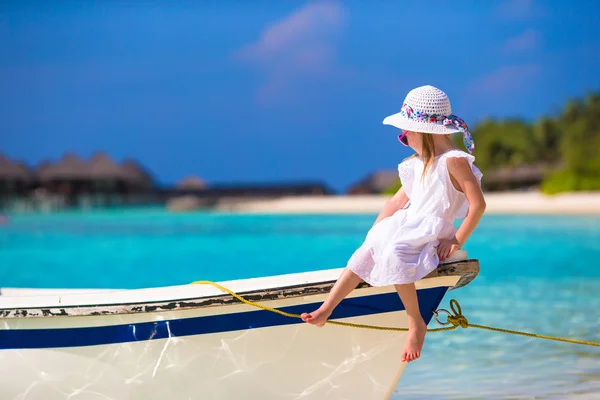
left=373, top=187, right=409, bottom=226
left=447, top=157, right=486, bottom=246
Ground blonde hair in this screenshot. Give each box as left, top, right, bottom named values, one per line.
left=405, top=133, right=437, bottom=181
left=420, top=133, right=436, bottom=179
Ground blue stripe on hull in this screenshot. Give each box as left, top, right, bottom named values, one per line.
left=0, top=286, right=448, bottom=350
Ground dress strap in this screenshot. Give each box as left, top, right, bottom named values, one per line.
left=440, top=149, right=483, bottom=185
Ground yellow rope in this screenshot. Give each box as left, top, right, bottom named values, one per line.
left=190, top=280, right=600, bottom=347
left=437, top=299, right=600, bottom=347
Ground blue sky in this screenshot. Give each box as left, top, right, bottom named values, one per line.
left=1, top=0, right=599, bottom=192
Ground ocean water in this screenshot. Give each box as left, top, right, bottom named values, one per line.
left=1, top=210, right=599, bottom=399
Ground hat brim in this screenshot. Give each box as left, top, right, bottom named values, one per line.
left=383, top=112, right=460, bottom=135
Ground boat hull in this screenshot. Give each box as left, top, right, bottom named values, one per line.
left=0, top=261, right=478, bottom=399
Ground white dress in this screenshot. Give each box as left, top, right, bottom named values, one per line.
left=347, top=149, right=483, bottom=286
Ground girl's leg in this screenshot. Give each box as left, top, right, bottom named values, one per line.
left=301, top=268, right=363, bottom=326
left=394, top=283, right=427, bottom=362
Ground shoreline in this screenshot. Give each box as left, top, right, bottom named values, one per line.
left=214, top=192, right=600, bottom=215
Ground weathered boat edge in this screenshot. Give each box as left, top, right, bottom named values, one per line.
left=0, top=260, right=479, bottom=319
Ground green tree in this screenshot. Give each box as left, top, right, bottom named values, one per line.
left=542, top=93, right=600, bottom=193
left=383, top=181, right=402, bottom=196
left=532, top=117, right=561, bottom=164
left=470, top=119, right=535, bottom=173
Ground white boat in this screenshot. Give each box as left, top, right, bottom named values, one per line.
left=0, top=251, right=479, bottom=400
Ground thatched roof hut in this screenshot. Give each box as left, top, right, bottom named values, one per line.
left=483, top=165, right=548, bottom=191
left=177, top=175, right=208, bottom=190
left=121, top=159, right=154, bottom=188
left=38, top=153, right=90, bottom=181
left=0, top=154, right=34, bottom=183
left=347, top=170, right=399, bottom=195
left=37, top=152, right=154, bottom=190
left=165, top=175, right=209, bottom=212
left=88, top=152, right=128, bottom=181
left=36, top=160, right=53, bottom=177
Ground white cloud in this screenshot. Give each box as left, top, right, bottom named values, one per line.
left=496, top=0, right=539, bottom=20
left=502, top=29, right=541, bottom=54
left=468, top=64, right=539, bottom=95
left=234, top=1, right=347, bottom=104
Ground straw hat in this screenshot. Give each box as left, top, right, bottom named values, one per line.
left=383, top=85, right=474, bottom=152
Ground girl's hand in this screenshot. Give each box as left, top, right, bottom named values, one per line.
left=437, top=237, right=461, bottom=261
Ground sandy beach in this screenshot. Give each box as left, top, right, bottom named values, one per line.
left=215, top=192, right=600, bottom=215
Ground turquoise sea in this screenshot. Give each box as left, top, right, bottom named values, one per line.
left=1, top=210, right=599, bottom=399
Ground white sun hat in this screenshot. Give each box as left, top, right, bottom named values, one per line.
left=383, top=85, right=475, bottom=153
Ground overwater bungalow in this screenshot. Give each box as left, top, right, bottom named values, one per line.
left=36, top=152, right=154, bottom=194
left=165, top=178, right=332, bottom=212
left=198, top=182, right=332, bottom=197
left=1, top=150, right=333, bottom=212
left=483, top=165, right=547, bottom=191
left=121, top=159, right=154, bottom=191
left=347, top=170, right=400, bottom=195
left=0, top=152, right=157, bottom=211
left=37, top=153, right=91, bottom=194
left=0, top=154, right=34, bottom=195
left=176, top=175, right=208, bottom=191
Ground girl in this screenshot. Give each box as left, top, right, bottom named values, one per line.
left=301, top=85, right=486, bottom=363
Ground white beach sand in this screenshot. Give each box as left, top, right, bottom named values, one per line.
left=215, top=192, right=600, bottom=215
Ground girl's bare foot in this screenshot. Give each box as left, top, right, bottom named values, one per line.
left=401, top=319, right=427, bottom=362
left=300, top=306, right=332, bottom=327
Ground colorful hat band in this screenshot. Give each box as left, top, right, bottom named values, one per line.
left=400, top=103, right=475, bottom=154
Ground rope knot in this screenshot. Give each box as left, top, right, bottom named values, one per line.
left=433, top=299, right=469, bottom=329
left=447, top=299, right=468, bottom=328
left=447, top=314, right=469, bottom=328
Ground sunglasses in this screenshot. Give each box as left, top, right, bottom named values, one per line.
left=398, top=130, right=409, bottom=146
